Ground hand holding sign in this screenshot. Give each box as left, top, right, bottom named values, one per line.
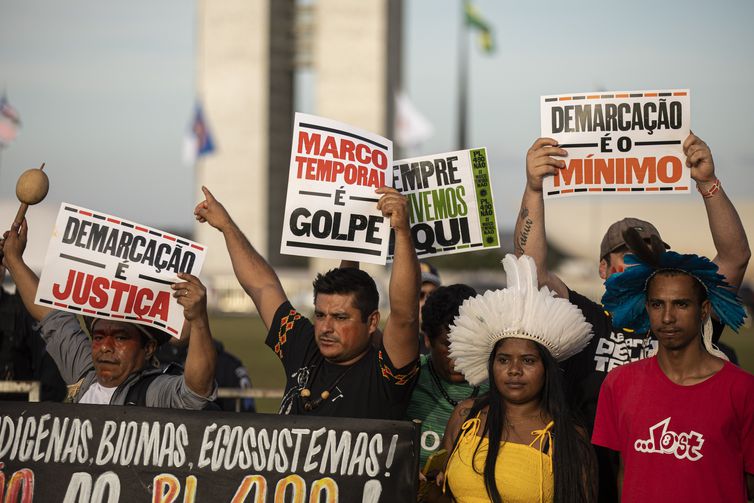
left=194, top=186, right=232, bottom=231
left=171, top=272, right=208, bottom=323
left=683, top=133, right=716, bottom=185
left=526, top=138, right=567, bottom=192
left=376, top=186, right=410, bottom=232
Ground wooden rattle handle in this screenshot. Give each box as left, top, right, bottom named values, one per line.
left=13, top=203, right=29, bottom=227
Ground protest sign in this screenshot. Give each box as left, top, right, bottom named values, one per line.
left=0, top=401, right=419, bottom=502
left=391, top=148, right=499, bottom=259
left=540, top=89, right=691, bottom=198
left=34, top=203, right=207, bottom=337
left=280, top=113, right=393, bottom=265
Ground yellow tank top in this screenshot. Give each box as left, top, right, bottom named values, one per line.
left=444, top=416, right=555, bottom=503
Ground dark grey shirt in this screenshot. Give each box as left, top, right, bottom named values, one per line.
left=39, top=310, right=215, bottom=408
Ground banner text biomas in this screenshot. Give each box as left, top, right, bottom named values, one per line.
left=0, top=402, right=419, bottom=502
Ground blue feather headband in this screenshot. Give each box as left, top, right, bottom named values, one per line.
left=602, top=251, right=746, bottom=333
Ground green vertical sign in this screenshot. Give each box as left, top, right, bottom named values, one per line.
left=470, top=148, right=498, bottom=248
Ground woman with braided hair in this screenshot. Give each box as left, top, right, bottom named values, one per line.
left=429, top=255, right=597, bottom=503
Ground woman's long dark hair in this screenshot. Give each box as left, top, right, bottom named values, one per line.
left=461, top=339, right=596, bottom=503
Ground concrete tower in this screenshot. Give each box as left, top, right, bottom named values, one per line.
left=195, top=0, right=401, bottom=312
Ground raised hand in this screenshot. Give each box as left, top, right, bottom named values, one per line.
left=194, top=186, right=233, bottom=231
left=683, top=133, right=716, bottom=185
left=376, top=186, right=410, bottom=232
left=171, top=272, right=208, bottom=323
left=525, top=138, right=567, bottom=192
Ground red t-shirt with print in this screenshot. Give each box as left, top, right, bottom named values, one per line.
left=593, top=356, right=754, bottom=502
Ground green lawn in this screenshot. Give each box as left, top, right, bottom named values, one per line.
left=211, top=315, right=754, bottom=414
left=210, top=316, right=285, bottom=413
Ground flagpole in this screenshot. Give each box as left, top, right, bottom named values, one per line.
left=457, top=0, right=469, bottom=150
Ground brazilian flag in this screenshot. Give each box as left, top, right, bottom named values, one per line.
left=464, top=1, right=494, bottom=53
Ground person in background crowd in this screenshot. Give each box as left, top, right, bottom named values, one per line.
left=514, top=132, right=750, bottom=501
left=594, top=233, right=754, bottom=502
left=195, top=185, right=421, bottom=419
left=417, top=261, right=442, bottom=355
left=157, top=338, right=256, bottom=412
left=0, top=260, right=66, bottom=402
left=1, top=220, right=217, bottom=408
left=432, top=255, right=596, bottom=503
left=407, top=284, right=486, bottom=466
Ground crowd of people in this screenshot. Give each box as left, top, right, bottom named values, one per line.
left=0, top=132, right=752, bottom=502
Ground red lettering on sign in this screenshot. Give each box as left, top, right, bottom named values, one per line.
left=52, top=269, right=170, bottom=321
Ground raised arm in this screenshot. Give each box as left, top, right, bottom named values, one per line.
left=377, top=186, right=420, bottom=368
left=685, top=133, right=750, bottom=289
left=195, top=186, right=286, bottom=329
left=1, top=220, right=52, bottom=321
left=513, top=138, right=569, bottom=298
left=172, top=272, right=216, bottom=397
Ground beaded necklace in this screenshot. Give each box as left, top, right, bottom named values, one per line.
left=299, top=355, right=358, bottom=412
left=427, top=358, right=479, bottom=407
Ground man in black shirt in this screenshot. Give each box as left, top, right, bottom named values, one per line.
left=195, top=185, right=420, bottom=419
left=514, top=133, right=750, bottom=501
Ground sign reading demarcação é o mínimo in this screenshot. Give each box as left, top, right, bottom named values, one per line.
left=390, top=148, right=499, bottom=260
left=280, top=113, right=393, bottom=265
left=34, top=203, right=207, bottom=338
left=0, top=402, right=419, bottom=502
left=540, top=89, right=691, bottom=198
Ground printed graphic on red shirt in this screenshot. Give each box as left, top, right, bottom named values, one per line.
left=634, top=417, right=704, bottom=461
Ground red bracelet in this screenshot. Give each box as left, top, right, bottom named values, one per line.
left=697, top=178, right=721, bottom=199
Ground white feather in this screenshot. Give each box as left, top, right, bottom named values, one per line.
left=448, top=254, right=593, bottom=386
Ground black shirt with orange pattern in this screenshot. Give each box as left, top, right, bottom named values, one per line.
left=266, top=301, right=420, bottom=419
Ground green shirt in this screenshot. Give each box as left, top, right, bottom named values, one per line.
left=406, top=355, right=489, bottom=467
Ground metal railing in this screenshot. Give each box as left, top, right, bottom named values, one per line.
left=0, top=381, right=282, bottom=412
left=0, top=381, right=40, bottom=401
left=216, top=387, right=284, bottom=412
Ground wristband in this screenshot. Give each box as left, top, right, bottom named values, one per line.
left=697, top=178, right=721, bottom=199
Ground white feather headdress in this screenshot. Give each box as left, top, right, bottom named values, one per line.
left=448, top=254, right=593, bottom=386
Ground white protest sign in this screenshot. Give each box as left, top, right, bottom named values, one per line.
left=35, top=203, right=207, bottom=337
left=391, top=147, right=499, bottom=260
left=540, top=89, right=691, bottom=198
left=280, top=113, right=393, bottom=264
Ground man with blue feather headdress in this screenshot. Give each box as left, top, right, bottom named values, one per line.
left=593, top=233, right=753, bottom=501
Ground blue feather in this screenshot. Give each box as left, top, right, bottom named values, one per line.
left=601, top=252, right=746, bottom=333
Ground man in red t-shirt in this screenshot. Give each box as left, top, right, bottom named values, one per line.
left=592, top=246, right=754, bottom=502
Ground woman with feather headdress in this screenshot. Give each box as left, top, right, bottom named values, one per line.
left=428, top=255, right=596, bottom=503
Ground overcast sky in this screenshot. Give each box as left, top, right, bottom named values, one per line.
left=1, top=0, right=753, bottom=231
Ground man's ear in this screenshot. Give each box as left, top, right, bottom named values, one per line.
left=423, top=333, right=432, bottom=351
left=701, top=299, right=712, bottom=323
left=599, top=258, right=609, bottom=280
left=367, top=310, right=380, bottom=334
left=144, top=339, right=158, bottom=360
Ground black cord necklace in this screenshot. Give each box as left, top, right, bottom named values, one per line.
left=299, top=355, right=357, bottom=412
left=427, top=358, right=479, bottom=407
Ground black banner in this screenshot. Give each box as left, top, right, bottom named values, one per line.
left=0, top=402, right=419, bottom=502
